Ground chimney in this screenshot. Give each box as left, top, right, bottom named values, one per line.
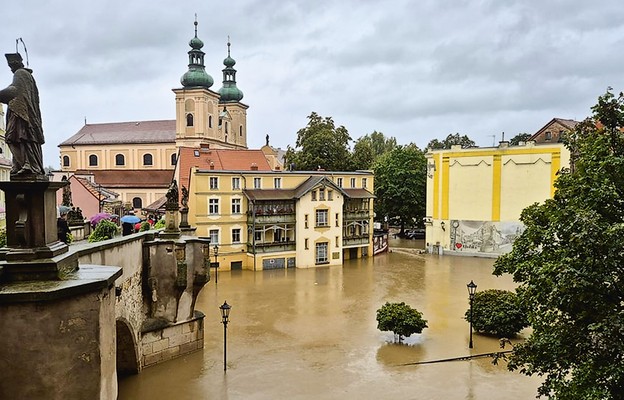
left=250, top=163, right=258, bottom=171
left=210, top=161, right=215, bottom=170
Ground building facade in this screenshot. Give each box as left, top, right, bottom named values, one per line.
left=187, top=165, right=374, bottom=270
left=425, top=141, right=570, bottom=256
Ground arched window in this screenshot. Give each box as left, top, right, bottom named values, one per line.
left=89, top=154, right=98, bottom=167
left=208, top=115, right=213, bottom=128
left=62, top=155, right=70, bottom=167
left=143, top=154, right=153, bottom=166
left=186, top=113, right=194, bottom=127
left=132, top=197, right=143, bottom=209
left=225, top=122, right=229, bottom=134
left=171, top=153, right=177, bottom=165
left=115, top=154, right=125, bottom=166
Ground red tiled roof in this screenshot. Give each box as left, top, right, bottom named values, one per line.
left=75, top=169, right=174, bottom=188
left=177, top=146, right=274, bottom=191
left=59, top=120, right=176, bottom=146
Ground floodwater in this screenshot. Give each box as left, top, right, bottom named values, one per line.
left=118, top=238, right=540, bottom=399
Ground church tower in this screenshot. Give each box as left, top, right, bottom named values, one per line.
left=217, top=39, right=248, bottom=149
left=173, top=19, right=224, bottom=149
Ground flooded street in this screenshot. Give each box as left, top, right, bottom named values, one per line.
left=119, top=239, right=540, bottom=399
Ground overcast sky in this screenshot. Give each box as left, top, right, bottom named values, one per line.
left=2, top=0, right=624, bottom=168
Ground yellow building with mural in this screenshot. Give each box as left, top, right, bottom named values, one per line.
left=186, top=162, right=374, bottom=270
left=425, top=141, right=570, bottom=256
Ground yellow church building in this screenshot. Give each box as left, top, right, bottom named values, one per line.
left=425, top=141, right=570, bottom=256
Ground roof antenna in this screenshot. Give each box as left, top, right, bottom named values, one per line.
left=16, top=38, right=29, bottom=67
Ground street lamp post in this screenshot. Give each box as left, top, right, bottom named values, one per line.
left=219, top=300, right=231, bottom=371
left=467, top=280, right=477, bottom=349
left=213, top=245, right=219, bottom=284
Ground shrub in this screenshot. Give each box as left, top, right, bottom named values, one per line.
left=153, top=218, right=166, bottom=229
left=88, top=219, right=119, bottom=243
left=139, top=221, right=151, bottom=232
left=376, top=302, right=428, bottom=342
left=464, top=289, right=529, bottom=338
left=0, top=228, right=6, bottom=247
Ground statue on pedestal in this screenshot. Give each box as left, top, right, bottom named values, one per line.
left=0, top=51, right=45, bottom=179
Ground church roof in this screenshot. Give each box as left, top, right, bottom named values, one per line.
left=75, top=169, right=174, bottom=188
left=59, top=120, right=176, bottom=146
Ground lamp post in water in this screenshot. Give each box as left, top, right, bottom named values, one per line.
left=213, top=245, right=219, bottom=284
left=467, top=280, right=477, bottom=349
left=219, top=301, right=231, bottom=371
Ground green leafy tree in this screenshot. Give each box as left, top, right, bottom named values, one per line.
left=373, top=144, right=426, bottom=233
left=352, top=131, right=398, bottom=170
left=426, top=133, right=476, bottom=150
left=376, top=302, right=428, bottom=342
left=509, top=133, right=532, bottom=146
left=139, top=221, right=151, bottom=232
left=153, top=218, right=166, bottom=229
left=493, top=89, right=624, bottom=399
left=285, top=112, right=353, bottom=171
left=464, top=289, right=528, bottom=338
left=0, top=228, right=6, bottom=248
left=88, top=219, right=119, bottom=243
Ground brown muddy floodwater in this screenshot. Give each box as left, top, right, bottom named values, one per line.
left=119, top=239, right=540, bottom=399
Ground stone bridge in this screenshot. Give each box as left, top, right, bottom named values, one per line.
left=70, top=231, right=211, bottom=375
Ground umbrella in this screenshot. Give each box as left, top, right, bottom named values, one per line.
left=58, top=205, right=71, bottom=214
left=90, top=212, right=112, bottom=225
left=120, top=215, right=141, bottom=224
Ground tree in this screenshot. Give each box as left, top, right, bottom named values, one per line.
left=426, top=133, right=475, bottom=150
left=509, top=133, right=532, bottom=146
left=464, top=289, right=528, bottom=338
left=376, top=302, right=428, bottom=342
left=351, top=131, right=398, bottom=170
left=285, top=112, right=353, bottom=171
left=373, top=144, right=426, bottom=233
left=493, top=89, right=624, bottom=399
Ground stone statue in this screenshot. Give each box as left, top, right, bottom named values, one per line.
left=0, top=52, right=45, bottom=178
left=181, top=185, right=189, bottom=208
left=61, top=175, right=72, bottom=206
left=166, top=179, right=179, bottom=207
left=266, top=134, right=269, bottom=146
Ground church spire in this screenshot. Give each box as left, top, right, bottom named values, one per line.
left=180, top=16, right=214, bottom=88
left=218, top=37, right=244, bottom=103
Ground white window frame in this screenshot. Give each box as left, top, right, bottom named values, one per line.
left=350, top=178, right=356, bottom=188
left=232, top=177, right=240, bottom=190
left=336, top=177, right=343, bottom=188
left=231, top=198, right=241, bottom=214
left=232, top=228, right=241, bottom=244
left=315, top=242, right=328, bottom=264
left=316, top=209, right=328, bottom=227
left=209, top=229, right=219, bottom=244
left=274, top=177, right=281, bottom=189
left=209, top=198, right=219, bottom=215
left=210, top=177, right=219, bottom=190
left=254, top=177, right=261, bottom=189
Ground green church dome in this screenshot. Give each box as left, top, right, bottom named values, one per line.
left=180, top=20, right=213, bottom=89
left=218, top=40, right=243, bottom=102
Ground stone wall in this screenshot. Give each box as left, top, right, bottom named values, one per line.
left=141, top=313, right=205, bottom=367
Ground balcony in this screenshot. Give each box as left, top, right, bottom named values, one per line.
left=342, top=235, right=370, bottom=246
left=343, top=210, right=370, bottom=220
left=247, top=241, right=297, bottom=253
left=248, top=212, right=296, bottom=224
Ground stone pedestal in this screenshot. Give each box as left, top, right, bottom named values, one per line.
left=0, top=181, right=72, bottom=281
left=179, top=207, right=197, bottom=236
left=0, top=265, right=122, bottom=400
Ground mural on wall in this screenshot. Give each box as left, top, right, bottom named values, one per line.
left=450, top=220, right=524, bottom=254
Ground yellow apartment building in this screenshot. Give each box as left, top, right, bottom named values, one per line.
left=186, top=165, right=374, bottom=270
left=425, top=141, right=570, bottom=256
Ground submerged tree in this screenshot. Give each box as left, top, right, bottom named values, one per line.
left=494, top=89, right=624, bottom=399
left=376, top=302, right=428, bottom=342
left=464, top=289, right=529, bottom=338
